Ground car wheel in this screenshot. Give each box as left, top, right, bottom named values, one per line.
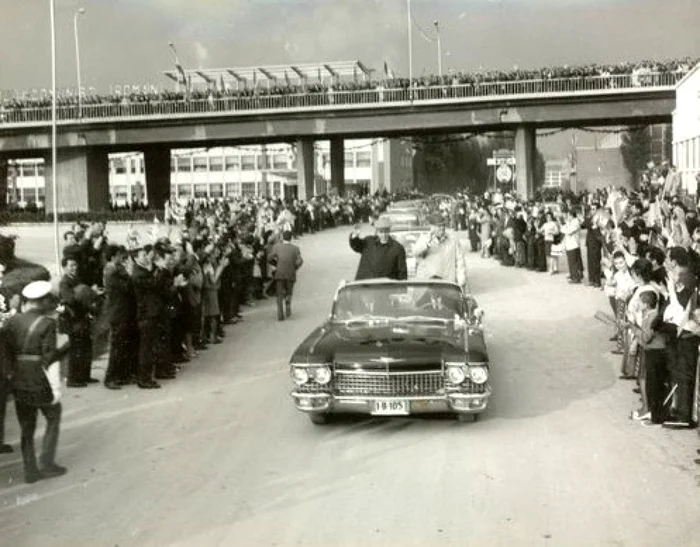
left=457, top=413, right=478, bottom=423
left=309, top=413, right=330, bottom=425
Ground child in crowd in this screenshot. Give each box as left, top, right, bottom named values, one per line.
left=629, top=291, right=666, bottom=424
left=604, top=251, right=635, bottom=354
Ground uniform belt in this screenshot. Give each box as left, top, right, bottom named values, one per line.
left=16, top=354, right=42, bottom=362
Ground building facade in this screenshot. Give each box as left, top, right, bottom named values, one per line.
left=3, top=139, right=413, bottom=209
left=673, top=64, right=700, bottom=195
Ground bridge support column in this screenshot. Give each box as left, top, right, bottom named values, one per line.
left=330, top=137, right=345, bottom=196
left=0, top=157, right=8, bottom=211
left=44, top=147, right=110, bottom=214
left=514, top=126, right=536, bottom=199
left=143, top=147, right=171, bottom=210
left=296, top=138, right=315, bottom=201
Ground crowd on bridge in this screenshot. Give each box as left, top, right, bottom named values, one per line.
left=441, top=164, right=700, bottom=446
left=0, top=57, right=695, bottom=124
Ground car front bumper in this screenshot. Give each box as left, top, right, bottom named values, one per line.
left=291, top=389, right=491, bottom=416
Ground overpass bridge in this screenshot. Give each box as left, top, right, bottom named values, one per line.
left=0, top=71, right=681, bottom=211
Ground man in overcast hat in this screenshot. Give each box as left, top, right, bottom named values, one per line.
left=350, top=216, right=407, bottom=281
left=4, top=280, right=68, bottom=483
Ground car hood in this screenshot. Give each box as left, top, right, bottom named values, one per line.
left=291, top=323, right=480, bottom=370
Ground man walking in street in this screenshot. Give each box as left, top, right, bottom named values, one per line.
left=350, top=217, right=407, bottom=281
left=268, top=230, right=303, bottom=321
left=5, top=281, right=68, bottom=483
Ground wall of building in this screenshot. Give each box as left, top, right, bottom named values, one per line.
left=4, top=138, right=414, bottom=207
left=576, top=148, right=632, bottom=191
left=673, top=65, right=700, bottom=194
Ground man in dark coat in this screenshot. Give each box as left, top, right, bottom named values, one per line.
left=268, top=231, right=303, bottom=321
left=102, top=245, right=137, bottom=390
left=131, top=243, right=187, bottom=389
left=350, top=216, right=407, bottom=281
left=59, top=256, right=98, bottom=388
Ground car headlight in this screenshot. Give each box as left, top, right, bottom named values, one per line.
left=310, top=365, right=332, bottom=385
left=445, top=364, right=467, bottom=385
left=290, top=366, right=309, bottom=385
left=469, top=366, right=488, bottom=385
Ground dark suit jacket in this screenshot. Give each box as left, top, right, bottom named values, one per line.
left=103, top=263, right=136, bottom=326
left=350, top=235, right=408, bottom=281
left=269, top=242, right=303, bottom=282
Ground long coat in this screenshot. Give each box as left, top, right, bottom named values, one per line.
left=268, top=241, right=303, bottom=282
left=350, top=235, right=407, bottom=281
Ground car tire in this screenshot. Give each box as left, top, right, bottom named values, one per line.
left=457, top=413, right=478, bottom=423
left=309, top=413, right=330, bottom=425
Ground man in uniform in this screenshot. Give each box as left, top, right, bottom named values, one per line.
left=268, top=230, right=303, bottom=321
left=5, top=281, right=68, bottom=483
left=349, top=216, right=407, bottom=281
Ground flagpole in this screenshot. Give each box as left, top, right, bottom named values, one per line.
left=50, top=0, right=60, bottom=278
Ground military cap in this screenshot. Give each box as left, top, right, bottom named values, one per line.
left=21, top=280, right=52, bottom=300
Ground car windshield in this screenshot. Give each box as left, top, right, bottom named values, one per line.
left=386, top=214, right=420, bottom=230
left=333, top=283, right=464, bottom=323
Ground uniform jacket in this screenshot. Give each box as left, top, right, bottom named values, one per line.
left=350, top=235, right=408, bottom=281
left=268, top=241, right=303, bottom=281
left=4, top=311, right=67, bottom=405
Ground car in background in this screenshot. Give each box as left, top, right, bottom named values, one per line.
left=288, top=279, right=490, bottom=425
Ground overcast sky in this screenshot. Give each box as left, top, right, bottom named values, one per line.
left=1, top=0, right=699, bottom=93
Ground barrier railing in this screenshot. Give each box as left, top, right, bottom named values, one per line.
left=0, top=71, right=685, bottom=126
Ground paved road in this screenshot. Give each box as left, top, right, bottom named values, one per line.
left=1, top=226, right=699, bottom=547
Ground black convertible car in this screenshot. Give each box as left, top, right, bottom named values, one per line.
left=289, top=279, right=490, bottom=425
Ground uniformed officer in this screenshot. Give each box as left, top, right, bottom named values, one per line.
left=5, top=281, right=68, bottom=484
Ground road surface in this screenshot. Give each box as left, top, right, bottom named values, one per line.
left=1, top=225, right=699, bottom=547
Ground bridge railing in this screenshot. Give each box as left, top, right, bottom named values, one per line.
left=0, top=71, right=684, bottom=126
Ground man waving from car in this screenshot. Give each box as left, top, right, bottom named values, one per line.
left=350, top=216, right=407, bottom=281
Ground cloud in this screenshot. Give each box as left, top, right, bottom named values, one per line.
left=193, top=42, right=209, bottom=68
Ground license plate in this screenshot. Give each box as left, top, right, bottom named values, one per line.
left=371, top=400, right=409, bottom=415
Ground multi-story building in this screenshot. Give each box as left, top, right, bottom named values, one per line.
left=4, top=138, right=413, bottom=209
left=673, top=64, right=700, bottom=195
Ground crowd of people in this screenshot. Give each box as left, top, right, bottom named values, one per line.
left=2, top=173, right=700, bottom=481
left=0, top=191, right=394, bottom=482
left=1, top=57, right=695, bottom=123
left=439, top=167, right=700, bottom=458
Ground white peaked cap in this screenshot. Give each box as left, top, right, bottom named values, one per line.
left=21, top=280, right=52, bottom=300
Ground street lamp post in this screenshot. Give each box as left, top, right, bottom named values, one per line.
left=406, top=0, right=413, bottom=96
left=74, top=8, right=85, bottom=118
left=49, top=0, right=60, bottom=276
left=434, top=20, right=442, bottom=78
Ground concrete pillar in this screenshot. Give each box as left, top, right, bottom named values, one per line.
left=143, top=147, right=171, bottom=210
left=296, top=138, right=315, bottom=201
left=0, top=157, right=7, bottom=211
left=515, top=126, right=536, bottom=199
left=330, top=137, right=345, bottom=196
left=44, top=147, right=110, bottom=214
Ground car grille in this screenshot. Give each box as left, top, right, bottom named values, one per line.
left=461, top=379, right=487, bottom=394
left=333, top=371, right=444, bottom=397
left=295, top=382, right=328, bottom=394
